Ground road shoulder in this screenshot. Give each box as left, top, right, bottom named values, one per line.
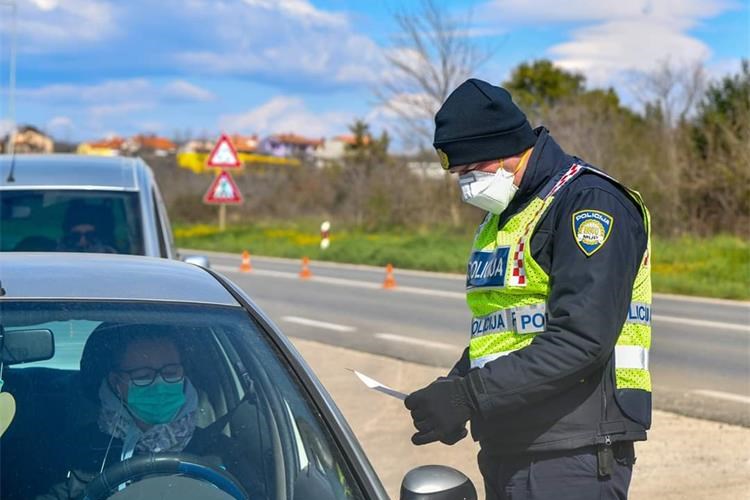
left=290, top=337, right=750, bottom=500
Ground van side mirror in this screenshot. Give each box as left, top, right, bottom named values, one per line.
left=400, top=465, right=477, bottom=500
left=182, top=255, right=211, bottom=269
left=1, top=328, right=54, bottom=365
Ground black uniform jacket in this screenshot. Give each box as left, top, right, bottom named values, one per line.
left=450, top=128, right=649, bottom=455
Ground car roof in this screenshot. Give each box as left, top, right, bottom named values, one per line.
left=0, top=253, right=239, bottom=306
left=0, top=154, right=142, bottom=191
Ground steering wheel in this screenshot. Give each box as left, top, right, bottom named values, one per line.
left=82, top=452, right=249, bottom=500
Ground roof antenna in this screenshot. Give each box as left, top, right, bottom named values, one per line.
left=3, top=0, right=18, bottom=183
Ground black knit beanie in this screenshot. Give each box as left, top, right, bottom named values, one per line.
left=433, top=78, right=536, bottom=169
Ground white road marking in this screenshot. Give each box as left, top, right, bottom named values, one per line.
left=281, top=316, right=356, bottom=332
left=213, top=264, right=462, bottom=298
left=374, top=333, right=458, bottom=351
left=198, top=249, right=750, bottom=304
left=187, top=249, right=465, bottom=279
left=214, top=265, right=748, bottom=331
left=691, top=389, right=750, bottom=405
left=653, top=315, right=749, bottom=332
left=653, top=292, right=750, bottom=307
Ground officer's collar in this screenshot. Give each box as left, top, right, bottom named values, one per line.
left=496, top=128, right=572, bottom=227
left=515, top=127, right=571, bottom=202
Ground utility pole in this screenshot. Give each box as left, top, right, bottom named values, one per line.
left=0, top=1, right=17, bottom=155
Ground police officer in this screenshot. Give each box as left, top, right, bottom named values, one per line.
left=404, top=79, right=651, bottom=500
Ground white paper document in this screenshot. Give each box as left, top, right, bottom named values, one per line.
left=351, top=370, right=408, bottom=401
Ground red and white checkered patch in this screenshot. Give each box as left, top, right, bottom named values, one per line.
left=547, top=164, right=582, bottom=199
left=508, top=164, right=584, bottom=287
left=509, top=239, right=527, bottom=286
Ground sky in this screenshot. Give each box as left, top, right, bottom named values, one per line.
left=0, top=0, right=747, bottom=144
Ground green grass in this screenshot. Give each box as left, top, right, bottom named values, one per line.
left=175, top=221, right=473, bottom=272
left=651, top=235, right=750, bottom=300
left=175, top=222, right=750, bottom=300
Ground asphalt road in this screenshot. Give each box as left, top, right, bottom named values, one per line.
left=193, top=249, right=750, bottom=426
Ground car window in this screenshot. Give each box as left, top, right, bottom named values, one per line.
left=0, top=301, right=364, bottom=500
left=0, top=190, right=144, bottom=255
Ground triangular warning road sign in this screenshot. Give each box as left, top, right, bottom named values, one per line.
left=203, top=171, right=244, bottom=204
left=206, top=134, right=241, bottom=168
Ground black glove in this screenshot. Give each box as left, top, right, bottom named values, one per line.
left=404, top=377, right=475, bottom=446
left=440, top=426, right=469, bottom=445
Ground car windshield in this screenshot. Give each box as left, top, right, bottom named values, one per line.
left=0, top=190, right=144, bottom=255
left=0, top=301, right=363, bottom=500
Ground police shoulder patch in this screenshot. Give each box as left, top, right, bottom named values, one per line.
left=572, top=209, right=613, bottom=256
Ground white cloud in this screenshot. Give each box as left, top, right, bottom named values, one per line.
left=12, top=0, right=116, bottom=52
left=135, top=121, right=165, bottom=133
left=551, top=20, right=712, bottom=86
left=0, top=119, right=13, bottom=136
left=19, top=78, right=215, bottom=105
left=163, top=80, right=216, bottom=102
left=369, top=92, right=436, bottom=122
left=705, top=57, right=745, bottom=82
left=45, top=116, right=75, bottom=140
left=477, top=0, right=730, bottom=24
left=87, top=102, right=152, bottom=119
left=241, top=0, right=347, bottom=27
left=29, top=0, right=58, bottom=11
left=219, top=96, right=350, bottom=138
left=47, top=116, right=73, bottom=128
left=477, top=0, right=735, bottom=87
left=174, top=0, right=384, bottom=87
left=20, top=79, right=151, bottom=103
left=46, top=115, right=73, bottom=130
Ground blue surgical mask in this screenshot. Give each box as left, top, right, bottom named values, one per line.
left=126, top=377, right=185, bottom=425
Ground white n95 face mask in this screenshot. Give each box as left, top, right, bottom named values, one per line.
left=458, top=168, right=518, bottom=214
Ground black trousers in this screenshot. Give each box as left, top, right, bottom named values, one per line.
left=478, top=442, right=635, bottom=500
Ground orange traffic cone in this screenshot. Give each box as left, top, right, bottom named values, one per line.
left=383, top=263, right=397, bottom=289
left=239, top=250, right=252, bottom=272
left=299, top=256, right=312, bottom=279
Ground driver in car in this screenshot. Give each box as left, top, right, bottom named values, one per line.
left=56, top=203, right=117, bottom=254
left=38, top=325, right=256, bottom=499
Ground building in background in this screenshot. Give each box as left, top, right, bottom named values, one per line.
left=76, top=137, right=125, bottom=156
left=260, top=133, right=323, bottom=158
left=124, top=134, right=177, bottom=157
left=231, top=134, right=259, bottom=154
left=1, top=126, right=54, bottom=154
left=178, top=139, right=213, bottom=154
left=314, top=134, right=372, bottom=166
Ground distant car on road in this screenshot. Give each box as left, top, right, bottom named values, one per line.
left=0, top=254, right=475, bottom=500
left=0, top=154, right=208, bottom=265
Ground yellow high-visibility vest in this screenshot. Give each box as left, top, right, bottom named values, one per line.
left=466, top=164, right=652, bottom=396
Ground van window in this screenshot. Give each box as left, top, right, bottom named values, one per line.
left=0, top=190, right=144, bottom=255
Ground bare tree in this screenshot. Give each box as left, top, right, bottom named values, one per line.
left=632, top=59, right=706, bottom=234
left=376, top=1, right=492, bottom=226
left=636, top=59, right=706, bottom=126
left=376, top=0, right=492, bottom=148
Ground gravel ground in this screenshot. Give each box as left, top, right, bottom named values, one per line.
left=292, top=338, right=750, bottom=499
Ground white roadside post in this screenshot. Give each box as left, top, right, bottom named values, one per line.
left=320, top=220, right=331, bottom=250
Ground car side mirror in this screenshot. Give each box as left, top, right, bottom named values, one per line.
left=182, top=255, right=211, bottom=269
left=1, top=328, right=54, bottom=365
left=400, top=465, right=477, bottom=500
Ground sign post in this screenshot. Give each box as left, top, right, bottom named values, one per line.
left=204, top=135, right=243, bottom=230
